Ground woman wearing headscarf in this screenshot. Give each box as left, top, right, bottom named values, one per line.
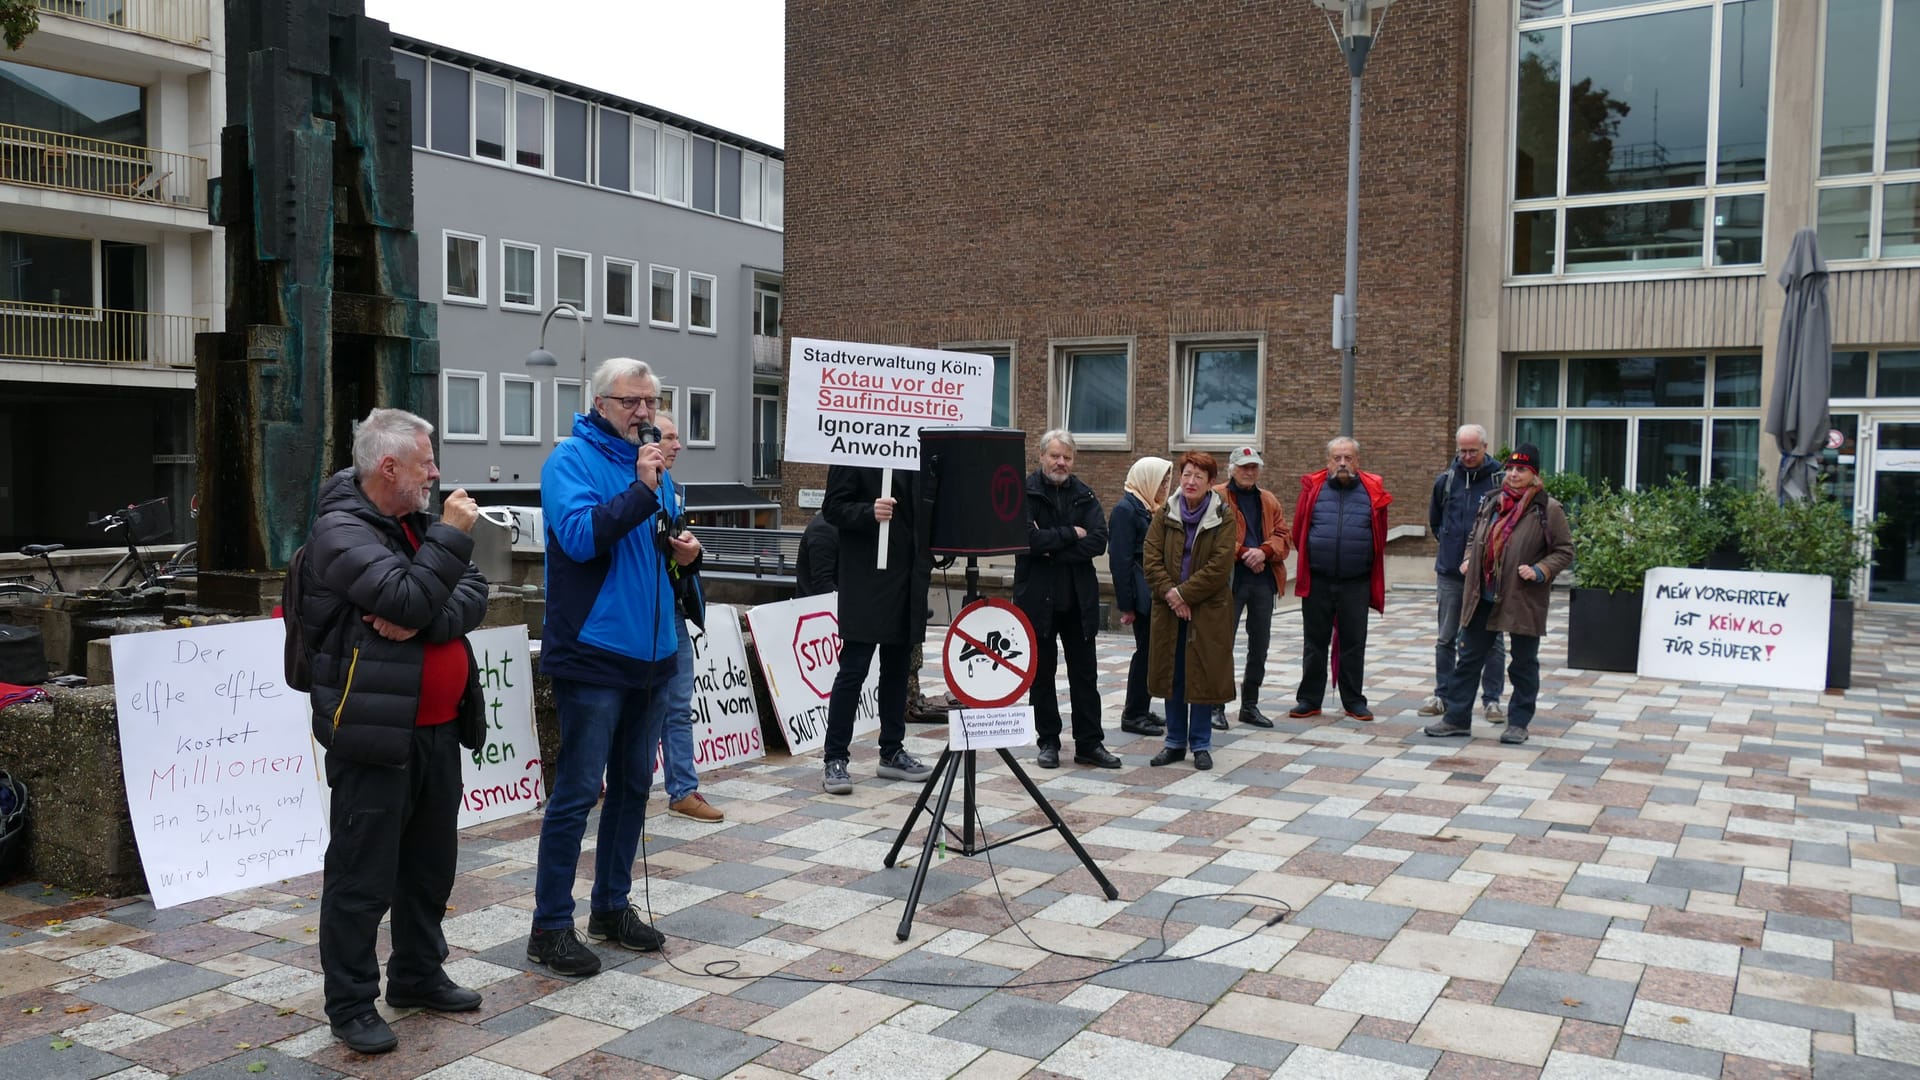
left=1144, top=452, right=1238, bottom=770
left=1422, top=443, right=1574, bottom=746
left=1109, top=456, right=1172, bottom=739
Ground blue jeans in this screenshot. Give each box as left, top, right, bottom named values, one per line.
left=1443, top=603, right=1539, bottom=730
left=1162, top=623, right=1215, bottom=752
left=659, top=621, right=699, bottom=802
left=533, top=676, right=668, bottom=930
left=1436, top=574, right=1504, bottom=704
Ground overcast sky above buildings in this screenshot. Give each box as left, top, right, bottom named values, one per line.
left=365, top=0, right=786, bottom=148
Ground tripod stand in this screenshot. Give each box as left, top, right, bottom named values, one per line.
left=883, top=739, right=1118, bottom=941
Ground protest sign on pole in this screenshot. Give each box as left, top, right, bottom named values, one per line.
left=745, top=593, right=880, bottom=755
left=1637, top=567, right=1832, bottom=691
left=112, top=621, right=327, bottom=908
left=459, top=625, right=540, bottom=828
left=783, top=338, right=997, bottom=568
left=651, top=606, right=766, bottom=779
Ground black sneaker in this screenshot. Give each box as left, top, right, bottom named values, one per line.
left=331, top=1011, right=397, bottom=1055
left=527, top=926, right=604, bottom=976
left=1119, top=714, right=1165, bottom=736
left=877, top=751, right=933, bottom=781
left=587, top=906, right=665, bottom=952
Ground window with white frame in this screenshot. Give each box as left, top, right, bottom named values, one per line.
left=742, top=154, right=765, bottom=223
left=752, top=386, right=780, bottom=481
left=554, top=377, right=584, bottom=438
left=514, top=87, right=547, bottom=170
left=753, top=280, right=781, bottom=337
left=596, top=106, right=629, bottom=191
left=395, top=52, right=426, bottom=149
left=1177, top=339, right=1260, bottom=443
left=473, top=75, right=508, bottom=162
left=1817, top=0, right=1920, bottom=261
left=428, top=61, right=468, bottom=156
left=766, top=162, right=784, bottom=229
left=501, top=240, right=539, bottom=310
left=633, top=119, right=659, bottom=197
left=657, top=385, right=678, bottom=417
left=555, top=249, right=590, bottom=316
left=443, top=370, right=485, bottom=441
left=604, top=257, right=638, bottom=322
left=501, top=375, right=539, bottom=442
left=1831, top=347, right=1920, bottom=400
left=660, top=128, right=688, bottom=204
left=944, top=341, right=1014, bottom=426
left=553, top=95, right=588, bottom=182
left=1053, top=343, right=1131, bottom=443
left=1510, top=353, right=1763, bottom=493
left=650, top=265, right=679, bottom=328
left=1509, top=0, right=1774, bottom=278
left=688, top=272, right=716, bottom=333
left=443, top=230, right=484, bottom=305
left=686, top=387, right=716, bottom=447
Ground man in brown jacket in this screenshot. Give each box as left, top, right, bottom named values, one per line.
left=1423, top=444, right=1574, bottom=745
left=1213, top=446, right=1292, bottom=729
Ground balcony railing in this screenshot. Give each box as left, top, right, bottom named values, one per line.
left=1, top=301, right=207, bottom=366
left=0, top=123, right=208, bottom=210
left=753, top=441, right=781, bottom=484
left=752, top=334, right=784, bottom=375
left=36, top=0, right=210, bottom=47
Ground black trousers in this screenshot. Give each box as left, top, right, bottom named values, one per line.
left=318, top=720, right=462, bottom=1025
left=1123, top=607, right=1152, bottom=719
left=1032, top=605, right=1105, bottom=752
left=823, top=638, right=909, bottom=764
left=1232, top=574, right=1277, bottom=703
left=1294, top=576, right=1371, bottom=713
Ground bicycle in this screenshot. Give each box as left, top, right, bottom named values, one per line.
left=0, top=542, right=66, bottom=598
left=93, top=497, right=194, bottom=593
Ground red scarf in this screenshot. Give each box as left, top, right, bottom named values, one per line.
left=1483, top=482, right=1537, bottom=593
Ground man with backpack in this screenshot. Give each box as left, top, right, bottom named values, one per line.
left=297, top=408, right=488, bottom=1056
left=1423, top=425, right=1507, bottom=723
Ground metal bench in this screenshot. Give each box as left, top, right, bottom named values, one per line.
left=696, top=526, right=803, bottom=578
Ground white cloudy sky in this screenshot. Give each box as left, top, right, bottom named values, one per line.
left=364, top=0, right=786, bottom=148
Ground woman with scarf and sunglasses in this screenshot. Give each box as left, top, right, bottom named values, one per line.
left=1422, top=443, right=1573, bottom=746
left=1144, top=452, right=1238, bottom=770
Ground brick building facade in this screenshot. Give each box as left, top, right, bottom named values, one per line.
left=783, top=0, right=1473, bottom=533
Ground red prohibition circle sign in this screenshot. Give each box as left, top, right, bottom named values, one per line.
left=990, top=464, right=1022, bottom=522
left=942, top=598, right=1038, bottom=709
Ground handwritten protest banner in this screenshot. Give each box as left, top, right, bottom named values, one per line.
left=745, top=593, right=879, bottom=755
left=460, top=625, right=539, bottom=828
left=112, top=621, right=326, bottom=909
left=1637, top=567, right=1832, bottom=691
left=651, top=607, right=766, bottom=778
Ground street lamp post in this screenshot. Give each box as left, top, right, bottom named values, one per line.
left=1313, top=0, right=1394, bottom=439
left=525, top=302, right=588, bottom=383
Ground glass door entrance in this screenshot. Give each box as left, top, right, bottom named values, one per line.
left=1866, top=418, right=1920, bottom=605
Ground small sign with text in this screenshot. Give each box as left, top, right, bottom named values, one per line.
left=1637, top=567, right=1832, bottom=691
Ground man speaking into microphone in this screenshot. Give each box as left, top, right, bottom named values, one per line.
left=527, top=357, right=701, bottom=978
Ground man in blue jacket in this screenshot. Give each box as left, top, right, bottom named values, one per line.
left=1423, top=425, right=1506, bottom=723
left=528, top=357, right=701, bottom=978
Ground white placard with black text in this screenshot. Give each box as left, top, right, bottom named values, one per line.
left=1636, top=567, right=1833, bottom=692
left=745, top=593, right=880, bottom=755
left=459, top=625, right=540, bottom=828
left=651, top=607, right=767, bottom=778
left=782, top=338, right=996, bottom=470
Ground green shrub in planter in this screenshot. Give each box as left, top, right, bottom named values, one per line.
left=1640, top=478, right=1728, bottom=569
left=1568, top=485, right=1679, bottom=593
left=1542, top=471, right=1593, bottom=517
left=1731, top=491, right=1881, bottom=600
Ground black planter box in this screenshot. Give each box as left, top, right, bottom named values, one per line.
left=1827, top=598, right=1853, bottom=690
left=1567, top=587, right=1643, bottom=672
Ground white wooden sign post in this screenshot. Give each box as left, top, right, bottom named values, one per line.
left=782, top=338, right=996, bottom=569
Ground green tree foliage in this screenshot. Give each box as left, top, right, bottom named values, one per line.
left=2, top=0, right=37, bottom=50
left=1732, top=491, right=1881, bottom=600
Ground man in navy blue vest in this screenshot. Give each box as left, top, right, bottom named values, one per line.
left=1288, top=437, right=1392, bottom=722
left=1422, top=425, right=1506, bottom=723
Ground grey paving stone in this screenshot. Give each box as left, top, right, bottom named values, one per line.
left=454, top=846, right=505, bottom=873
left=863, top=952, right=1018, bottom=1009
left=1646, top=785, right=1701, bottom=805
left=0, top=1035, right=129, bottom=1080
left=1732, top=993, right=1854, bottom=1035
left=1090, top=952, right=1246, bottom=1003
left=174, top=1049, right=346, bottom=1079
left=1765, top=913, right=1851, bottom=942
left=1465, top=898, right=1613, bottom=939
left=1287, top=896, right=1416, bottom=940
left=1281, top=815, right=1379, bottom=841
left=968, top=844, right=1083, bottom=875
left=1494, top=966, right=1639, bottom=1026
left=1681, top=825, right=1724, bottom=840
left=1296, top=752, right=1380, bottom=770
left=1853, top=896, right=1904, bottom=918
left=101, top=900, right=216, bottom=932
left=74, top=958, right=235, bottom=1013
left=1190, top=863, right=1254, bottom=885
left=1171, top=1026, right=1299, bottom=1069
left=1814, top=1051, right=1920, bottom=1080
left=1447, top=813, right=1551, bottom=837
left=1565, top=875, right=1692, bottom=909
left=1307, top=837, right=1354, bottom=855
left=1398, top=853, right=1464, bottom=880
left=932, top=991, right=1096, bottom=1059
left=1616, top=1034, right=1723, bottom=1078
left=1648, top=857, right=1746, bottom=894
left=1897, top=864, right=1920, bottom=886
left=600, top=1015, right=777, bottom=1080
left=733, top=974, right=818, bottom=1008
left=1339, top=1032, right=1444, bottom=1070
left=846, top=867, right=975, bottom=905
left=1791, top=841, right=1854, bottom=867
left=243, top=940, right=308, bottom=959
left=656, top=904, right=777, bottom=947
left=677, top=861, right=793, bottom=894
left=472, top=938, right=547, bottom=974
left=797, top=800, right=863, bottom=819
left=480, top=1003, right=559, bottom=1036
left=1802, top=805, right=1901, bottom=827
left=1740, top=948, right=1836, bottom=980
left=1124, top=894, right=1254, bottom=928
left=3, top=882, right=79, bottom=903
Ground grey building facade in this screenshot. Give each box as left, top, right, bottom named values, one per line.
left=392, top=36, right=786, bottom=527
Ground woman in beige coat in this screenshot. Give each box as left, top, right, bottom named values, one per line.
left=1144, top=452, right=1238, bottom=770
left=1422, top=443, right=1574, bottom=746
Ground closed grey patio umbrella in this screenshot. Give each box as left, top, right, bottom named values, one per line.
left=1765, top=227, right=1831, bottom=502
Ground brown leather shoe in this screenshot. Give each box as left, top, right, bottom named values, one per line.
left=668, top=793, right=724, bottom=822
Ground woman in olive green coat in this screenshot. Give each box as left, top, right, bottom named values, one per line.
left=1144, top=452, right=1239, bottom=770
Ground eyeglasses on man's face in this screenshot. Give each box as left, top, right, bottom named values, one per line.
left=601, top=394, right=659, bottom=411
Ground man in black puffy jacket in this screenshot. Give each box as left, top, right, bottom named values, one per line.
left=302, top=408, right=488, bottom=1056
